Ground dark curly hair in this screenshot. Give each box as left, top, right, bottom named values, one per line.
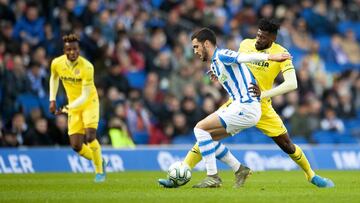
left=258, top=18, right=280, bottom=34
left=62, top=34, right=80, bottom=43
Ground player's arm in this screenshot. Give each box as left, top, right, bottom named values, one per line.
left=250, top=59, right=297, bottom=99
left=218, top=50, right=291, bottom=65
left=237, top=52, right=291, bottom=63
left=67, top=66, right=93, bottom=109
left=260, top=69, right=297, bottom=99
left=49, top=60, right=60, bottom=114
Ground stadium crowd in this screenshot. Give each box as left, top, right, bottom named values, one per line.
left=0, top=0, right=360, bottom=147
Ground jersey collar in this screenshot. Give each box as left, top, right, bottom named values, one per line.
left=211, top=47, right=218, bottom=62
left=65, top=58, right=79, bottom=68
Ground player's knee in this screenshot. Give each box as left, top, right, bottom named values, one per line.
left=71, top=143, right=82, bottom=152
left=194, top=121, right=206, bottom=130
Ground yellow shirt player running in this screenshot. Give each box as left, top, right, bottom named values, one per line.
left=49, top=34, right=106, bottom=182
left=159, top=19, right=334, bottom=188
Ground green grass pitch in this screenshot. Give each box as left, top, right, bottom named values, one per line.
left=0, top=170, right=359, bottom=203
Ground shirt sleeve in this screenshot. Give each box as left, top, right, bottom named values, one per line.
left=49, top=60, right=59, bottom=101
left=280, top=49, right=295, bottom=73
left=82, top=65, right=94, bottom=86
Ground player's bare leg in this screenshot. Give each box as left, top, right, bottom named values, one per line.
left=272, top=133, right=334, bottom=188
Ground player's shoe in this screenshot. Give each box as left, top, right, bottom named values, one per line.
left=158, top=178, right=177, bottom=188
left=94, top=158, right=107, bottom=183
left=234, top=165, right=252, bottom=188
left=192, top=176, right=222, bottom=188
left=310, top=175, right=335, bottom=188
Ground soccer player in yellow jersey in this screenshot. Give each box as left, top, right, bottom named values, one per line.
left=49, top=34, right=106, bottom=182
left=159, top=19, right=334, bottom=188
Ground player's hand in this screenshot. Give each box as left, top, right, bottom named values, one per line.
left=56, top=105, right=68, bottom=115
left=268, top=53, right=292, bottom=62
left=248, top=83, right=261, bottom=97
left=207, top=70, right=218, bottom=82
left=49, top=101, right=57, bottom=114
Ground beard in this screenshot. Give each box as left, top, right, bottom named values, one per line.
left=201, top=45, right=208, bottom=62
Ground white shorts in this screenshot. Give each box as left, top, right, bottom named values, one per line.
left=215, top=101, right=261, bottom=135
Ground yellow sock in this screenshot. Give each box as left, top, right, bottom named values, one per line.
left=289, top=144, right=315, bottom=181
left=184, top=143, right=202, bottom=169
left=78, top=144, right=94, bottom=160
left=89, top=139, right=103, bottom=174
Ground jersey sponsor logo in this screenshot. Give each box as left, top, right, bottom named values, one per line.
left=60, top=76, right=82, bottom=83
left=251, top=61, right=269, bottom=68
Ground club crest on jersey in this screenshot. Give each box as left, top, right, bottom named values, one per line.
left=74, top=69, right=80, bottom=75
left=218, top=73, right=227, bottom=83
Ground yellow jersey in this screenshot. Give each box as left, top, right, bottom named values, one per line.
left=238, top=39, right=294, bottom=106
left=50, top=55, right=98, bottom=106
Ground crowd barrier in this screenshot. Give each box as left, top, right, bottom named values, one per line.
left=0, top=144, right=360, bottom=173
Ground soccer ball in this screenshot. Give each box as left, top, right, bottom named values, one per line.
left=167, top=161, right=192, bottom=186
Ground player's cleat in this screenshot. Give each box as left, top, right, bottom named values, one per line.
left=234, top=165, right=252, bottom=188
left=94, top=158, right=107, bottom=183
left=310, top=175, right=335, bottom=188
left=192, top=176, right=222, bottom=188
left=94, top=173, right=106, bottom=183
left=158, top=178, right=177, bottom=188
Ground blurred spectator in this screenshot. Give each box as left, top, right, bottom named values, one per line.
left=101, top=61, right=130, bottom=96
left=0, top=21, right=20, bottom=54
left=6, top=113, right=28, bottom=145
left=327, top=34, right=349, bottom=65
left=27, top=61, right=47, bottom=98
left=181, top=97, right=202, bottom=128
left=2, top=55, right=30, bottom=117
left=126, top=91, right=151, bottom=138
left=24, top=117, right=54, bottom=145
left=172, top=112, right=191, bottom=137
left=107, top=117, right=135, bottom=148
left=341, top=30, right=360, bottom=65
left=289, top=102, right=313, bottom=141
left=49, top=114, right=69, bottom=146
left=320, top=108, right=345, bottom=133
left=12, top=2, right=45, bottom=47
left=291, top=18, right=312, bottom=52
left=1, top=129, right=19, bottom=147
left=0, top=0, right=16, bottom=24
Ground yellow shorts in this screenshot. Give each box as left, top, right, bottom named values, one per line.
left=220, top=99, right=287, bottom=137
left=256, top=101, right=287, bottom=137
left=68, top=99, right=99, bottom=135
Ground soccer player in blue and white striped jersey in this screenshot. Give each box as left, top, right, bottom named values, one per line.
left=190, top=28, right=291, bottom=188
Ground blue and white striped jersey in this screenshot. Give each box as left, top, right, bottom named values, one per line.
left=210, top=48, right=260, bottom=103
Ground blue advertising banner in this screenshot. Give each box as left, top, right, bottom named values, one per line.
left=0, top=145, right=359, bottom=173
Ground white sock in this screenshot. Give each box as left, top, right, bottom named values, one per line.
left=194, top=128, right=217, bottom=176
left=214, top=141, right=241, bottom=172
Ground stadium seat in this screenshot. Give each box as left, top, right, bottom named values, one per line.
left=126, top=70, right=146, bottom=89
left=335, top=135, right=358, bottom=144
left=132, top=132, right=149, bottom=144
left=312, top=131, right=336, bottom=144
left=171, top=135, right=195, bottom=144
left=291, top=136, right=309, bottom=144
left=16, top=93, right=41, bottom=117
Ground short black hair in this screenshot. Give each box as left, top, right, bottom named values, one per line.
left=258, top=18, right=280, bottom=34
left=191, top=28, right=216, bottom=45
left=62, top=33, right=80, bottom=43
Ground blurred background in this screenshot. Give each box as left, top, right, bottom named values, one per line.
left=1, top=0, right=360, bottom=148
